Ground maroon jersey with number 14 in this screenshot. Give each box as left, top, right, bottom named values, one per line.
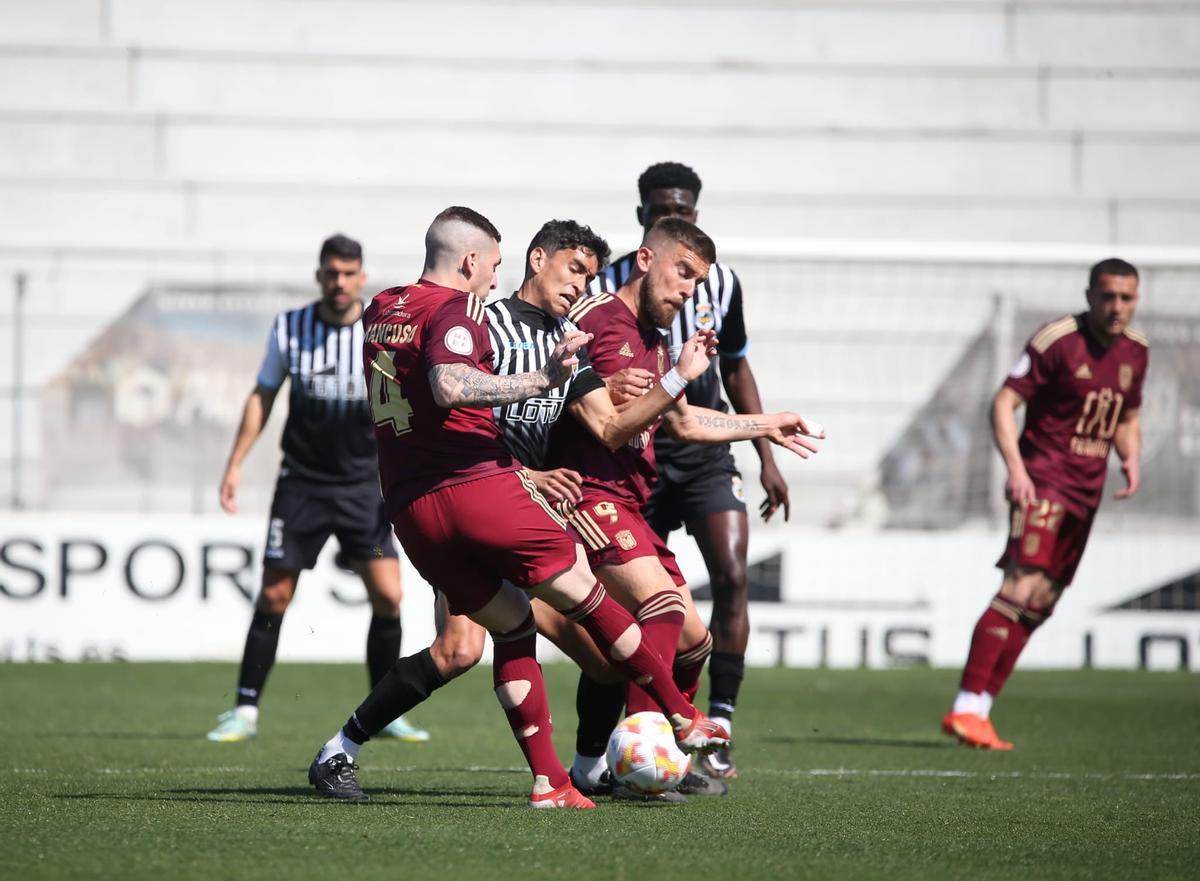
left=362, top=281, right=518, bottom=514
left=1004, top=313, right=1149, bottom=517
left=548, top=293, right=675, bottom=507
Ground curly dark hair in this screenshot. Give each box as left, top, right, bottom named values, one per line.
left=637, top=161, right=702, bottom=202
left=524, top=219, right=612, bottom=277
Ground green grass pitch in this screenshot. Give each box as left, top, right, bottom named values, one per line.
left=1, top=663, right=1197, bottom=881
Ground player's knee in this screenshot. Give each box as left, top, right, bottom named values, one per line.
left=609, top=623, right=642, bottom=661
left=256, top=588, right=292, bottom=614
left=368, top=595, right=401, bottom=617
left=432, top=639, right=483, bottom=679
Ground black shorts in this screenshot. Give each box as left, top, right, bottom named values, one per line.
left=262, top=478, right=398, bottom=571
left=644, top=451, right=747, bottom=538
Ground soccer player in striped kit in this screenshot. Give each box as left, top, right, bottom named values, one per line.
left=206, top=234, right=427, bottom=744
left=588, top=162, right=789, bottom=778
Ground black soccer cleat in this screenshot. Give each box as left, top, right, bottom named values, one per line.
left=677, top=770, right=728, bottom=797
left=569, top=768, right=614, bottom=797
left=308, top=751, right=368, bottom=801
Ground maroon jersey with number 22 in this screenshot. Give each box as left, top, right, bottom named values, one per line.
left=362, top=281, right=517, bottom=514
left=1004, top=313, right=1149, bottom=516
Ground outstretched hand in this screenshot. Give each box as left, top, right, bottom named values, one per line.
left=767, top=412, right=825, bottom=459
left=219, top=466, right=239, bottom=514
left=544, top=329, right=593, bottom=387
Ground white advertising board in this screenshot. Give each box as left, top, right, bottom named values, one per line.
left=1, top=513, right=1197, bottom=670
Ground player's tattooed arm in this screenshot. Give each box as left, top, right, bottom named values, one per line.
left=429, top=363, right=551, bottom=408
left=663, top=403, right=824, bottom=459
left=428, top=328, right=593, bottom=409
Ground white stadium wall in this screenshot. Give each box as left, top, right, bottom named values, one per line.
left=1, top=2, right=1199, bottom=668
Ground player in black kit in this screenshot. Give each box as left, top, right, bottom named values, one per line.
left=206, top=234, right=427, bottom=743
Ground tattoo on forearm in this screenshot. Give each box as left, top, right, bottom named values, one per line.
left=429, top=363, right=549, bottom=408
left=696, top=413, right=762, bottom=432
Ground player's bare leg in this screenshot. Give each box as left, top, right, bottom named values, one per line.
left=946, top=567, right=1062, bottom=749
left=207, top=567, right=298, bottom=742
left=687, top=509, right=748, bottom=778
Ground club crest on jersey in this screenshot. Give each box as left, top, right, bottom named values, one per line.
left=1119, top=364, right=1133, bottom=391
left=1074, top=364, right=1093, bottom=380
left=615, top=530, right=638, bottom=551
left=619, top=342, right=635, bottom=358
left=695, top=302, right=715, bottom=330
left=444, top=326, right=474, bottom=356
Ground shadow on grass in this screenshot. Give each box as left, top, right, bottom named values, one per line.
left=53, top=787, right=517, bottom=808
left=765, top=734, right=952, bottom=750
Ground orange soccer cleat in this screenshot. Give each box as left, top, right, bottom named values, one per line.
left=673, top=712, right=731, bottom=754
left=529, top=781, right=596, bottom=809
left=942, top=711, right=1014, bottom=750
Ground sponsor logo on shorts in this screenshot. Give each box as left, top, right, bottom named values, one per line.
left=615, top=530, right=638, bottom=551
left=265, top=517, right=285, bottom=558
left=444, top=325, right=474, bottom=356
left=731, top=475, right=746, bottom=503
left=1023, top=534, right=1041, bottom=556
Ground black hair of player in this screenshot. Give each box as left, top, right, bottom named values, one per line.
left=435, top=206, right=502, bottom=243
left=523, top=219, right=612, bottom=279
left=319, top=233, right=362, bottom=265
left=647, top=217, right=717, bottom=266
left=1088, top=257, right=1138, bottom=290
left=637, top=162, right=703, bottom=202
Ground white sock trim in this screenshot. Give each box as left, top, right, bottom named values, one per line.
left=234, top=705, right=258, bottom=723
left=979, top=692, right=994, bottom=720
left=953, top=690, right=983, bottom=716
left=318, top=729, right=362, bottom=764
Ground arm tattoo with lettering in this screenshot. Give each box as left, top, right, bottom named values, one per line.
left=428, top=363, right=550, bottom=409
left=695, top=413, right=762, bottom=432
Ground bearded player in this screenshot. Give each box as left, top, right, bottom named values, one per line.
left=306, top=207, right=730, bottom=808
left=553, top=217, right=824, bottom=796
left=943, top=258, right=1148, bottom=749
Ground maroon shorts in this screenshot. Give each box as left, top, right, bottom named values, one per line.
left=391, top=470, right=579, bottom=616
left=566, top=494, right=685, bottom=588
left=996, top=496, right=1096, bottom=586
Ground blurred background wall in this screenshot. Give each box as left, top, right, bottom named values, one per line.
left=1, top=1, right=1197, bottom=664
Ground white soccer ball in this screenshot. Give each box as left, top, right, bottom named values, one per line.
left=605, top=711, right=691, bottom=795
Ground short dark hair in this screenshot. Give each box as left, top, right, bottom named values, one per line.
left=524, top=219, right=612, bottom=277
left=638, top=161, right=703, bottom=202
left=1088, top=257, right=1139, bottom=289
left=434, top=206, right=501, bottom=243
left=319, top=233, right=362, bottom=265
left=646, top=217, right=716, bottom=266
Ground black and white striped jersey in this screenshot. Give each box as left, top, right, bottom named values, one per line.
left=256, top=300, right=378, bottom=486
left=589, top=252, right=748, bottom=467
left=486, top=294, right=605, bottom=470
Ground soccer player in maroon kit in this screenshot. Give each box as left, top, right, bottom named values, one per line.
left=551, top=218, right=824, bottom=793
left=944, top=258, right=1148, bottom=749
left=306, top=207, right=729, bottom=807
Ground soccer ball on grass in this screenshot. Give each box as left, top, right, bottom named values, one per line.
left=605, top=711, right=691, bottom=795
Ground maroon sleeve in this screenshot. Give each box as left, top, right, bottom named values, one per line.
left=424, top=295, right=492, bottom=370
left=575, top=308, right=623, bottom=379
left=1003, top=338, right=1054, bottom=401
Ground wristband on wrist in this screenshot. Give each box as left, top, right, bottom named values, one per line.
left=660, top=367, right=687, bottom=398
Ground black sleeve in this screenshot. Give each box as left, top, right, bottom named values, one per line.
left=564, top=358, right=605, bottom=406
left=718, top=271, right=748, bottom=359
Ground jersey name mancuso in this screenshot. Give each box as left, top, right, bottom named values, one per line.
left=363, top=282, right=516, bottom=513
